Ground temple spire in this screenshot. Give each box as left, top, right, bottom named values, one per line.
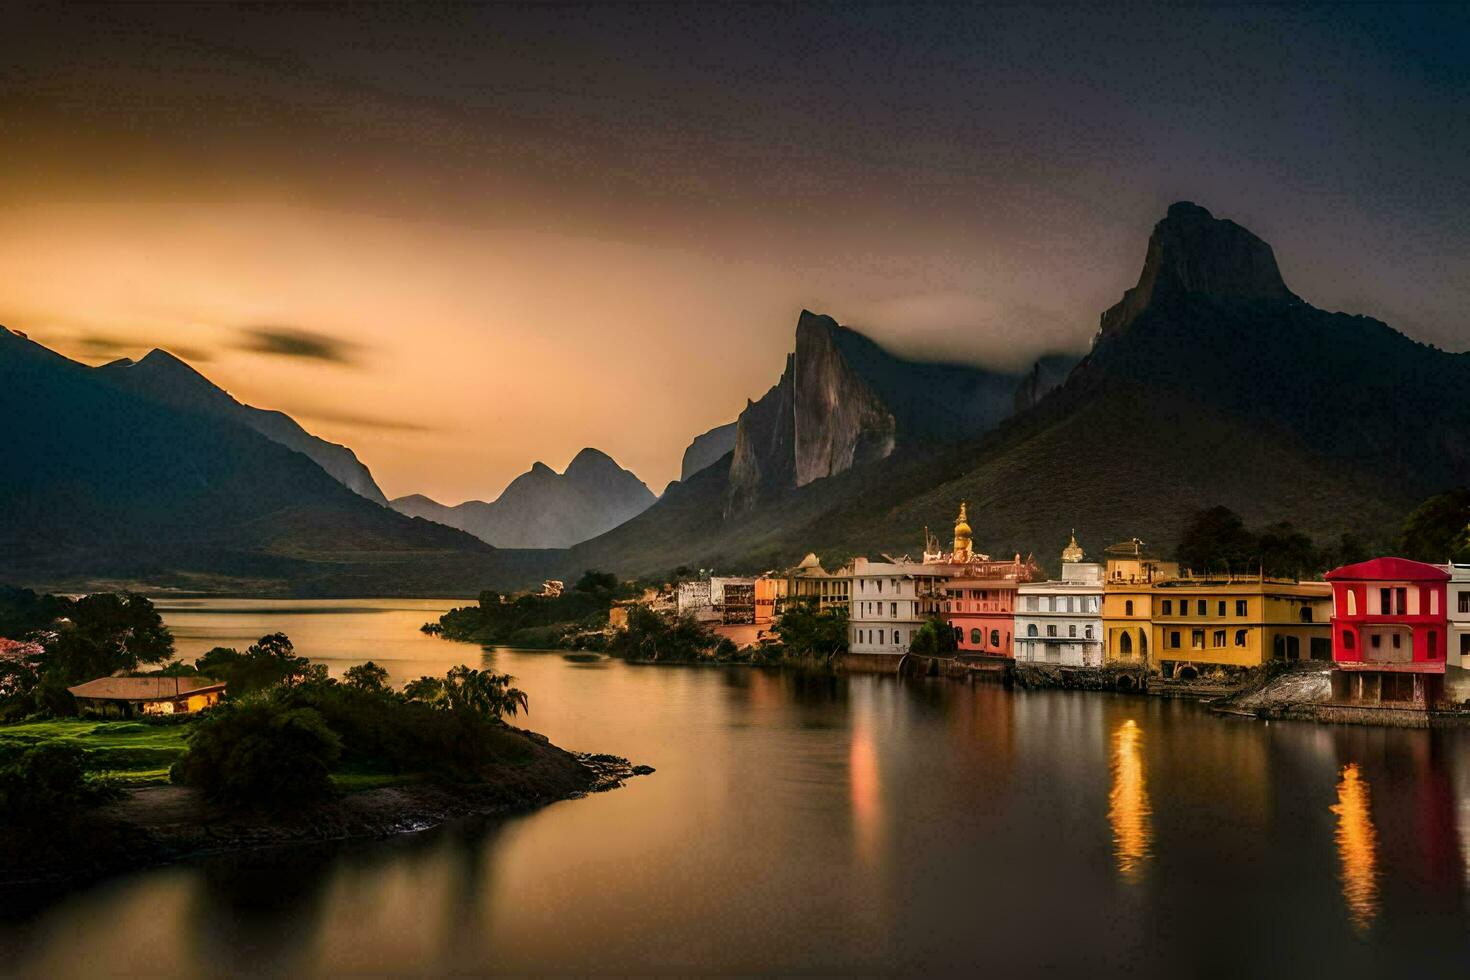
left=953, top=501, right=973, bottom=561
left=1062, top=529, right=1084, bottom=564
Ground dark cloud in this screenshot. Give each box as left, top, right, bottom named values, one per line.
left=286, top=404, right=438, bottom=434
left=237, top=326, right=361, bottom=365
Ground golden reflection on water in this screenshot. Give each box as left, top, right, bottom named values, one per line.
left=1331, top=763, right=1380, bottom=933
left=1108, top=719, right=1153, bottom=882
left=849, top=724, right=881, bottom=866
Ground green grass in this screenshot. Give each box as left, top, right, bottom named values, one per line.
left=0, top=719, right=193, bottom=786
left=330, top=771, right=425, bottom=792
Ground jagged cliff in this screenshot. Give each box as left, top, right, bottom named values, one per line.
left=679, top=421, right=738, bottom=482
left=724, top=310, right=1049, bottom=514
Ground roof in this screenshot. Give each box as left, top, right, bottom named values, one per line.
left=1326, top=557, right=1450, bottom=582
left=67, top=675, right=225, bottom=701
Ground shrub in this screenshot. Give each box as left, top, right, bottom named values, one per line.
left=170, top=700, right=342, bottom=811
left=0, top=743, right=110, bottom=829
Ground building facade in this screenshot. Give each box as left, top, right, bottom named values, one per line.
left=1015, top=535, right=1104, bottom=667
left=1328, top=557, right=1449, bottom=707
left=848, top=558, right=948, bottom=656
left=1149, top=577, right=1332, bottom=676
left=927, top=502, right=1038, bottom=657
left=1102, top=539, right=1177, bottom=666
left=782, top=553, right=852, bottom=614
left=1446, top=563, right=1470, bottom=669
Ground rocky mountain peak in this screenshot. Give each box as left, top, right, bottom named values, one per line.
left=1101, top=201, right=1296, bottom=337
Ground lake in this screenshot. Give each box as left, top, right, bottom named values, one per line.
left=4, top=598, right=1470, bottom=975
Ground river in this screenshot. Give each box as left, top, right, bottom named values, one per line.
left=4, top=598, right=1470, bottom=975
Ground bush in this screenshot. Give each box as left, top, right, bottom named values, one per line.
left=170, top=700, right=342, bottom=811
left=0, top=743, right=110, bottom=829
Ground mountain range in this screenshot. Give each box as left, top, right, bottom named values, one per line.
left=391, top=450, right=655, bottom=549
left=0, top=329, right=549, bottom=595
left=560, top=201, right=1470, bottom=579
left=4, top=200, right=1463, bottom=595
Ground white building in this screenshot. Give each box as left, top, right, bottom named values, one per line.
left=848, top=557, right=948, bottom=656
left=1014, top=534, right=1105, bottom=667
left=1446, top=563, right=1470, bottom=668
left=676, top=580, right=718, bottom=622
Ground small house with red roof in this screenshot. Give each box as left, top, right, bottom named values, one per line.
left=1327, top=557, right=1450, bottom=708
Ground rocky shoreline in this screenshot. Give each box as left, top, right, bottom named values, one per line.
left=0, top=730, right=653, bottom=895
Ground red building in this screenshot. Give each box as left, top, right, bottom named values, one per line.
left=1328, top=557, right=1450, bottom=707
left=925, top=503, right=1038, bottom=657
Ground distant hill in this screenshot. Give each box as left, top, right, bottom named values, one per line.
left=0, top=327, right=547, bottom=596
left=679, top=421, right=738, bottom=482
left=95, top=349, right=389, bottom=504
left=391, top=448, right=655, bottom=549
left=564, top=202, right=1468, bottom=578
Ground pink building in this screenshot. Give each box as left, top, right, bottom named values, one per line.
left=1328, top=557, right=1450, bottom=708
left=926, top=502, right=1038, bottom=657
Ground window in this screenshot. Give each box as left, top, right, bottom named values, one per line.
left=1461, top=592, right=1470, bottom=614
left=1125, top=600, right=1134, bottom=616
left=991, top=629, right=1001, bottom=649
left=1218, top=601, right=1226, bottom=617
left=1169, top=631, right=1181, bottom=649
left=1371, top=634, right=1382, bottom=649
left=1235, top=629, right=1248, bottom=647
left=1197, top=600, right=1207, bottom=616
left=1392, top=632, right=1402, bottom=650
left=1430, top=589, right=1438, bottom=616
left=1069, top=625, right=1077, bottom=638
left=890, top=602, right=897, bottom=618
left=878, top=630, right=885, bottom=645
left=876, top=580, right=883, bottom=595
left=895, top=630, right=903, bottom=646
left=1429, top=630, right=1438, bottom=658
left=1162, top=600, right=1173, bottom=615
left=1236, top=600, right=1247, bottom=617
left=1084, top=625, right=1094, bottom=640
left=1299, top=607, right=1313, bottom=623
left=1379, top=587, right=1390, bottom=614
left=1343, top=631, right=1354, bottom=650
left=1461, top=634, right=1469, bottom=657
left=972, top=628, right=983, bottom=644
left=1395, top=588, right=1407, bottom=615
left=1192, top=629, right=1204, bottom=649
left=1047, top=625, right=1057, bottom=637
left=1027, top=596, right=1039, bottom=612
left=1213, top=629, right=1226, bottom=648
left=1120, top=632, right=1133, bottom=655
left=1347, top=591, right=1357, bottom=616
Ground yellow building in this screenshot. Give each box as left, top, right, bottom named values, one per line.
left=781, top=553, right=852, bottom=614
left=1149, top=577, right=1331, bottom=676
left=1102, top=539, right=1178, bottom=665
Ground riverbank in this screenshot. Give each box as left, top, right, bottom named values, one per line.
left=0, top=726, right=651, bottom=891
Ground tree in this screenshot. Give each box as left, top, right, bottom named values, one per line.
left=574, top=570, right=619, bottom=594
left=196, top=633, right=312, bottom=695
left=773, top=600, right=849, bottom=659
left=1176, top=506, right=1260, bottom=573
left=908, top=617, right=960, bottom=657
left=404, top=666, right=528, bottom=721
left=1257, top=521, right=1319, bottom=578
left=17, top=591, right=175, bottom=715
left=343, top=661, right=391, bottom=693
left=1398, top=489, right=1470, bottom=563
left=170, top=701, right=342, bottom=811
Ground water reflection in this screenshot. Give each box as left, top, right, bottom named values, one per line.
left=849, top=711, right=882, bottom=867
left=1108, top=719, right=1152, bottom=882
left=1331, top=763, right=1380, bottom=933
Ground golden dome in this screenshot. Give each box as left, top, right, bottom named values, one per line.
left=953, top=501, right=972, bottom=538
left=1061, top=529, right=1084, bottom=563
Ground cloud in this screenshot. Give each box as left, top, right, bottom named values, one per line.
left=236, top=325, right=362, bottom=365
left=285, top=404, right=439, bottom=434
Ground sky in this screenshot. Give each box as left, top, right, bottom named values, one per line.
left=2, top=2, right=1466, bottom=502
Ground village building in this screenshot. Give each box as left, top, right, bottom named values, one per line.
left=677, top=577, right=757, bottom=625
left=1328, top=557, right=1449, bottom=708
left=1015, top=533, right=1104, bottom=667
left=1148, top=576, right=1331, bottom=677
left=754, top=575, right=786, bottom=625
left=1446, top=563, right=1470, bottom=669
left=848, top=558, right=948, bottom=656
left=67, top=675, right=225, bottom=718
left=1102, top=539, right=1178, bottom=666
left=923, top=503, right=1038, bottom=657
left=676, top=579, right=718, bottom=622
left=780, top=554, right=852, bottom=614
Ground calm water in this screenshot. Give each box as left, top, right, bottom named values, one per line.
left=4, top=599, right=1470, bottom=976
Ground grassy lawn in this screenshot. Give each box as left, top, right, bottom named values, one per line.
left=0, top=718, right=192, bottom=786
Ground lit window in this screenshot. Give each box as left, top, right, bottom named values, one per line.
left=1236, top=600, right=1247, bottom=617
left=1235, top=629, right=1248, bottom=647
